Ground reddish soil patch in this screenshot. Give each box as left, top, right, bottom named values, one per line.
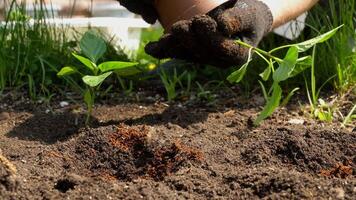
left=320, top=160, right=353, bottom=179
left=0, top=92, right=355, bottom=199
left=60, top=124, right=202, bottom=182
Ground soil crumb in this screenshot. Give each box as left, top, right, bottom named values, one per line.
left=62, top=124, right=202, bottom=181
left=320, top=160, right=354, bottom=178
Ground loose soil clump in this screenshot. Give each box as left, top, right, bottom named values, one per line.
left=61, top=124, right=203, bottom=182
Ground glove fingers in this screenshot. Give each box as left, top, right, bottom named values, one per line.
left=145, top=34, right=197, bottom=61
left=214, top=6, right=256, bottom=36
left=171, top=20, right=199, bottom=52
left=191, top=16, right=249, bottom=66
left=169, top=20, right=209, bottom=62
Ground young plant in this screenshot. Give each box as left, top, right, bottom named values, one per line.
left=58, top=31, right=139, bottom=124
left=228, top=26, right=343, bottom=125
left=159, top=68, right=188, bottom=102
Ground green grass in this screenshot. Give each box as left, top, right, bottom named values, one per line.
left=0, top=0, right=129, bottom=99
left=0, top=0, right=77, bottom=97
left=304, top=0, right=355, bottom=92
left=0, top=0, right=354, bottom=110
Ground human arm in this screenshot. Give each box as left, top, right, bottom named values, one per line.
left=262, top=0, right=319, bottom=28
left=119, top=0, right=320, bottom=67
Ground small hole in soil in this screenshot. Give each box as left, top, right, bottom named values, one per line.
left=54, top=179, right=77, bottom=193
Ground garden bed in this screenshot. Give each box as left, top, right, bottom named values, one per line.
left=0, top=91, right=354, bottom=199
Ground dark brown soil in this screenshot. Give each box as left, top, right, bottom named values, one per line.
left=0, top=92, right=355, bottom=199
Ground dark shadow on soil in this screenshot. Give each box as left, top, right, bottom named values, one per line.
left=6, top=112, right=93, bottom=144
left=99, top=105, right=210, bottom=128
left=5, top=105, right=209, bottom=144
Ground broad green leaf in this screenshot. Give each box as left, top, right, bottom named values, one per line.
left=98, top=61, right=138, bottom=73
left=254, top=83, right=282, bottom=125
left=84, top=90, right=92, bottom=107
left=259, top=61, right=273, bottom=81
left=82, top=72, right=112, bottom=87
left=57, top=66, right=77, bottom=76
left=294, top=25, right=343, bottom=52
left=72, top=53, right=96, bottom=73
left=80, top=31, right=107, bottom=63
left=273, top=46, right=299, bottom=82
left=227, top=48, right=253, bottom=83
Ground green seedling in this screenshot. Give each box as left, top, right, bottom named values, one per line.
left=58, top=31, right=139, bottom=124
left=228, top=26, right=343, bottom=126
left=159, top=68, right=188, bottom=102
left=313, top=98, right=334, bottom=122
left=196, top=81, right=224, bottom=104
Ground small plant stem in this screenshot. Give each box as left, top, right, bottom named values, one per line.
left=311, top=46, right=317, bottom=106
left=85, top=88, right=95, bottom=125
left=236, top=40, right=283, bottom=63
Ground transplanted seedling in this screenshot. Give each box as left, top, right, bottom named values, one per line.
left=228, top=25, right=343, bottom=126
left=58, top=31, right=140, bottom=125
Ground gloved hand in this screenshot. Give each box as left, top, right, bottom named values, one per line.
left=117, top=0, right=158, bottom=24
left=145, top=0, right=274, bottom=67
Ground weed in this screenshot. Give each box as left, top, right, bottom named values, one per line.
left=117, top=76, right=134, bottom=96
left=159, top=68, right=188, bottom=102
left=195, top=81, right=222, bottom=104
left=228, top=26, right=342, bottom=125
left=58, top=31, right=139, bottom=124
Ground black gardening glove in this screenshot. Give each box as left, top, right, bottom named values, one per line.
left=117, top=0, right=158, bottom=24
left=145, top=0, right=273, bottom=67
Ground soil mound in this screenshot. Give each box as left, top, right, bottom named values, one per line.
left=240, top=128, right=356, bottom=175
left=62, top=125, right=202, bottom=181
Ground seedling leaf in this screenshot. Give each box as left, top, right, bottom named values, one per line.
left=273, top=46, right=299, bottom=82
left=254, top=83, right=282, bottom=125
left=80, top=31, right=107, bottom=63
left=57, top=66, right=77, bottom=76
left=98, top=61, right=139, bottom=74
left=82, top=71, right=112, bottom=87
left=227, top=48, right=253, bottom=83
left=293, top=25, right=343, bottom=52
left=259, top=61, right=273, bottom=81
left=72, top=53, right=96, bottom=73
left=268, top=26, right=343, bottom=54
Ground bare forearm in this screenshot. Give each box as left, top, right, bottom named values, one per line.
left=261, top=0, right=319, bottom=28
